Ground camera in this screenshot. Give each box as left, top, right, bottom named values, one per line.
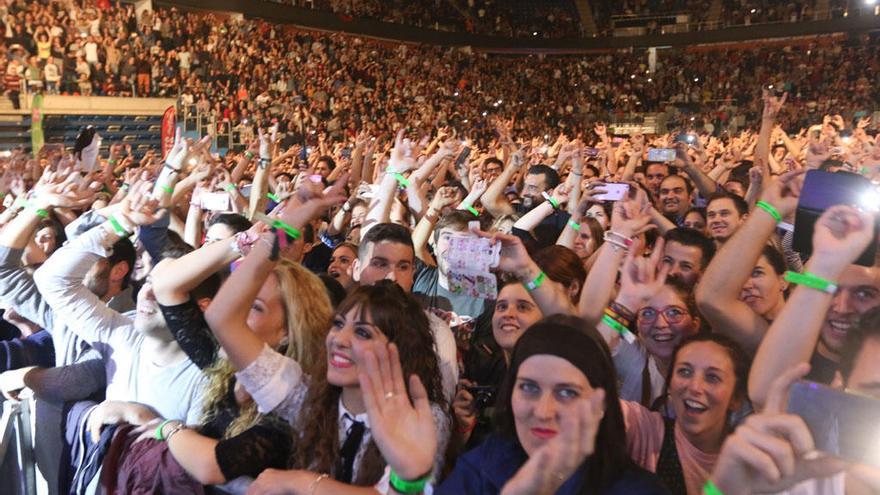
left=468, top=386, right=497, bottom=410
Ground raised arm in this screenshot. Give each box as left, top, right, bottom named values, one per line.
left=480, top=148, right=523, bottom=218
left=696, top=171, right=803, bottom=354
left=749, top=205, right=874, bottom=410
left=412, top=186, right=458, bottom=264
left=204, top=182, right=344, bottom=371
left=675, top=142, right=718, bottom=197
left=362, top=130, right=416, bottom=238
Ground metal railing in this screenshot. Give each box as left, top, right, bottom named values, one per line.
left=0, top=395, right=38, bottom=495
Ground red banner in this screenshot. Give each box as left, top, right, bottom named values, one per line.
left=161, top=106, right=176, bottom=161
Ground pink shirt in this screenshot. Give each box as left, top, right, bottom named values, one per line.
left=621, top=400, right=719, bottom=495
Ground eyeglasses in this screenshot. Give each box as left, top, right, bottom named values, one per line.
left=637, top=306, right=690, bottom=325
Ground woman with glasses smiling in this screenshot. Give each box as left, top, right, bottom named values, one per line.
left=597, top=238, right=702, bottom=407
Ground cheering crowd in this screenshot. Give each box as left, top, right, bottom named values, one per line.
left=0, top=69, right=879, bottom=495
left=5, top=0, right=880, bottom=136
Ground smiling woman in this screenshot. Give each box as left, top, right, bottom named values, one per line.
left=620, top=333, right=750, bottom=495
left=438, top=315, right=670, bottom=495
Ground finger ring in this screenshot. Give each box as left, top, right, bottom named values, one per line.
left=384, top=391, right=394, bottom=400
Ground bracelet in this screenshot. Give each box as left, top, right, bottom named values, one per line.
left=120, top=183, right=130, bottom=191
left=254, top=213, right=302, bottom=241
left=163, top=162, right=181, bottom=173
left=603, top=231, right=633, bottom=251
left=567, top=219, right=581, bottom=231
left=601, top=313, right=636, bottom=344
left=108, top=158, right=118, bottom=166
left=609, top=301, right=636, bottom=322
left=107, top=214, right=132, bottom=237
left=541, top=191, right=560, bottom=209
left=308, top=473, right=329, bottom=495
left=784, top=270, right=838, bottom=295
left=266, top=192, right=280, bottom=202
left=245, top=151, right=255, bottom=160
left=460, top=202, right=479, bottom=217
left=389, top=470, right=431, bottom=495
left=755, top=200, right=782, bottom=224
left=702, top=480, right=724, bottom=495
left=386, top=167, right=410, bottom=188
left=160, top=184, right=174, bottom=195
left=19, top=199, right=48, bottom=218
left=342, top=201, right=352, bottom=212
left=154, top=419, right=174, bottom=441
left=524, top=270, right=546, bottom=291
left=164, top=423, right=186, bottom=442
left=224, top=183, right=236, bottom=193
left=603, top=306, right=633, bottom=329
left=259, top=158, right=271, bottom=169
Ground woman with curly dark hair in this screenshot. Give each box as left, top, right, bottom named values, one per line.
left=205, top=227, right=451, bottom=494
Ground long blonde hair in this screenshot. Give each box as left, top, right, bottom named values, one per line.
left=201, top=259, right=332, bottom=437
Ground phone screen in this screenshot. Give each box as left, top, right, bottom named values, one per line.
left=455, top=147, right=471, bottom=167
left=594, top=183, right=630, bottom=201
left=793, top=170, right=879, bottom=266
left=647, top=148, right=676, bottom=162
left=787, top=380, right=880, bottom=468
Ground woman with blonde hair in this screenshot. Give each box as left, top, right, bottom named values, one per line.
left=107, top=228, right=333, bottom=489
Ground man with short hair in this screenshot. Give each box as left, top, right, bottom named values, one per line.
left=351, top=222, right=458, bottom=400
left=657, top=174, right=694, bottom=224
left=705, top=192, right=749, bottom=245
left=644, top=162, right=670, bottom=197
left=661, top=227, right=716, bottom=287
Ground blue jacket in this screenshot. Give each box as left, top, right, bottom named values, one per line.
left=437, top=435, right=671, bottom=495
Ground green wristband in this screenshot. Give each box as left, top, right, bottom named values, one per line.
left=224, top=183, right=236, bottom=193
left=161, top=184, right=174, bottom=195
left=702, top=480, right=724, bottom=495
left=755, top=200, right=782, bottom=224
left=568, top=219, right=581, bottom=231
left=784, top=270, right=838, bottom=294
left=386, top=167, right=410, bottom=188
left=266, top=192, right=280, bottom=202
left=154, top=419, right=174, bottom=441
left=460, top=202, right=479, bottom=217
left=389, top=470, right=430, bottom=495
left=542, top=191, right=560, bottom=209
left=271, top=219, right=301, bottom=240
left=245, top=151, right=255, bottom=160
left=21, top=200, right=48, bottom=218
left=107, top=214, right=131, bottom=237
left=524, top=271, right=546, bottom=291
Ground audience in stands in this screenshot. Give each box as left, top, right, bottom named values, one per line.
left=0, top=3, right=880, bottom=495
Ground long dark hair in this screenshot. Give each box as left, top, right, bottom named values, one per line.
left=493, top=315, right=634, bottom=495
left=291, top=281, right=449, bottom=485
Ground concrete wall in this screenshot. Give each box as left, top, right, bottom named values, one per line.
left=25, top=95, right=175, bottom=115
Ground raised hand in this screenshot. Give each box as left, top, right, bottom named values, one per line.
left=34, top=165, right=101, bottom=209
left=164, top=127, right=189, bottom=171
left=762, top=89, right=788, bottom=121
left=388, top=129, right=418, bottom=174
left=430, top=185, right=459, bottom=211
left=358, top=343, right=437, bottom=480
left=118, top=182, right=165, bottom=227
left=274, top=172, right=348, bottom=231
left=758, top=169, right=804, bottom=220
left=617, top=237, right=669, bottom=308
left=500, top=390, right=605, bottom=495
left=258, top=126, right=277, bottom=160
left=710, top=364, right=848, bottom=495
left=610, top=186, right=653, bottom=238
left=809, top=205, right=876, bottom=277
left=472, top=228, right=533, bottom=278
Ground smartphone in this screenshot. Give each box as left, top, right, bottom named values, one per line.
left=340, top=148, right=352, bottom=159
left=674, top=133, right=696, bottom=144
left=200, top=192, right=230, bottom=211
left=594, top=183, right=630, bottom=201
left=239, top=184, right=253, bottom=199
left=455, top=146, right=472, bottom=167
left=583, top=147, right=600, bottom=158
left=647, top=148, right=676, bottom=162
left=793, top=170, right=879, bottom=266
left=787, top=380, right=880, bottom=468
